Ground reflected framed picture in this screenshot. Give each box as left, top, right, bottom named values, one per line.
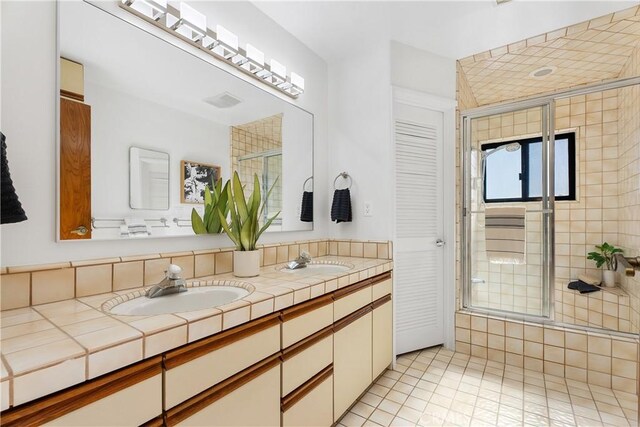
left=180, top=160, right=221, bottom=204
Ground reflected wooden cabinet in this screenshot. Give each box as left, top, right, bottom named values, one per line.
left=60, top=58, right=92, bottom=240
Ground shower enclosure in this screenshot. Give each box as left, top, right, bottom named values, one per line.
left=237, top=149, right=283, bottom=226
left=462, top=102, right=555, bottom=318
left=461, top=77, right=640, bottom=333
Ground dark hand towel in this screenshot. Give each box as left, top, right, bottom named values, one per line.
left=568, top=280, right=601, bottom=294
left=1, top=132, right=27, bottom=224
left=300, top=191, right=313, bottom=222
left=331, top=189, right=352, bottom=223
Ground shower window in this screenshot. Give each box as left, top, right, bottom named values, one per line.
left=483, top=132, right=575, bottom=203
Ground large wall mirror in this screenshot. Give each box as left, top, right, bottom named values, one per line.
left=58, top=1, right=313, bottom=241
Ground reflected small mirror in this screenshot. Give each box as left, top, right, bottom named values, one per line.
left=130, top=147, right=169, bottom=210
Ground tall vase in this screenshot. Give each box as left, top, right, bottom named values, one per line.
left=233, top=250, right=260, bottom=278
left=602, top=270, right=616, bottom=288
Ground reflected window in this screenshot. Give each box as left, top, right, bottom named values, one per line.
left=483, top=132, right=575, bottom=203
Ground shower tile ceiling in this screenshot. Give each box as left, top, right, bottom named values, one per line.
left=459, top=5, right=640, bottom=106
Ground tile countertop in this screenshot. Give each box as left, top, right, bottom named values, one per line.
left=0, top=256, right=393, bottom=408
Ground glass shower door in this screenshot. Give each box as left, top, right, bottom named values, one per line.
left=463, top=103, right=554, bottom=318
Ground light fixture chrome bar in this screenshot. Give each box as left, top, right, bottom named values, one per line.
left=119, top=1, right=304, bottom=98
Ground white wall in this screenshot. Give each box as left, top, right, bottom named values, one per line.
left=390, top=41, right=456, bottom=100
left=327, top=41, right=456, bottom=241
left=0, top=0, right=328, bottom=267
left=327, top=46, right=393, bottom=240
left=86, top=81, right=230, bottom=239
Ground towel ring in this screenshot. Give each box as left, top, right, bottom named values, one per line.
left=302, top=176, right=313, bottom=192
left=333, top=172, right=352, bottom=190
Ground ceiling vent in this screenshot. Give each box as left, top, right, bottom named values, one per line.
left=204, top=92, right=242, bottom=109
left=529, top=66, right=557, bottom=78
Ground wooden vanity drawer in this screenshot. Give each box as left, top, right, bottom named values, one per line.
left=168, top=356, right=281, bottom=427
left=334, top=282, right=372, bottom=321
left=282, top=367, right=333, bottom=427
left=1, top=357, right=163, bottom=427
left=281, top=295, right=333, bottom=348
left=372, top=275, right=392, bottom=300
left=164, top=314, right=280, bottom=409
left=282, top=329, right=333, bottom=396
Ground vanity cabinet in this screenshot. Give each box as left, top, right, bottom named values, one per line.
left=373, top=295, right=393, bottom=379
left=282, top=366, right=334, bottom=427
left=1, top=271, right=393, bottom=427
left=1, top=357, right=163, bottom=427
left=164, top=313, right=280, bottom=410
left=333, top=307, right=373, bottom=421
left=166, top=355, right=281, bottom=427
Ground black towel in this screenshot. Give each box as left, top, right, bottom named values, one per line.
left=300, top=191, right=313, bottom=222
left=1, top=132, right=27, bottom=224
left=568, top=280, right=601, bottom=294
left=331, top=189, right=352, bottom=223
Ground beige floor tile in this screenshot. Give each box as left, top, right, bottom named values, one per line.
left=346, top=345, right=637, bottom=427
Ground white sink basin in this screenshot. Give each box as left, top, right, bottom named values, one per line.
left=108, top=286, right=249, bottom=316
left=279, top=262, right=353, bottom=275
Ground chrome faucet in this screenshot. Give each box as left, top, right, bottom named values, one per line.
left=146, top=264, right=187, bottom=298
left=286, top=251, right=312, bottom=270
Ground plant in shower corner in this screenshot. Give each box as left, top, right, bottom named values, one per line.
left=587, top=242, right=624, bottom=271
left=217, top=171, right=280, bottom=250
left=191, top=178, right=230, bottom=234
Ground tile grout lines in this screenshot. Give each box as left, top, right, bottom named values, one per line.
left=337, top=346, right=637, bottom=427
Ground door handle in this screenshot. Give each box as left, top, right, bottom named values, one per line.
left=70, top=225, right=89, bottom=236
left=435, top=239, right=445, bottom=247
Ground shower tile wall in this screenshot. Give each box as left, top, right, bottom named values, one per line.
left=617, top=43, right=640, bottom=333
left=469, top=91, right=636, bottom=330
left=230, top=114, right=283, bottom=205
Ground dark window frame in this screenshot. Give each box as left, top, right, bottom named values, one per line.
left=482, top=132, right=576, bottom=203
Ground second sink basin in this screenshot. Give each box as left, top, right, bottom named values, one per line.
left=279, top=261, right=354, bottom=275
left=108, top=285, right=250, bottom=316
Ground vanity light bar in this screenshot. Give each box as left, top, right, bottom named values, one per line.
left=166, top=2, right=207, bottom=42
left=122, top=0, right=167, bottom=21
left=119, top=0, right=305, bottom=98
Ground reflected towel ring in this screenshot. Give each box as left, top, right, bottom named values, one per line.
left=303, top=176, right=313, bottom=192
left=333, top=172, right=352, bottom=190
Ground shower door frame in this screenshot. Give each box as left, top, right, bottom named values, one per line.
left=460, top=75, right=640, bottom=322
left=462, top=101, right=555, bottom=319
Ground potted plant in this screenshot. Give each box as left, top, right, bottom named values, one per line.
left=587, top=242, right=624, bottom=288
left=191, top=178, right=230, bottom=234
left=218, top=171, right=280, bottom=277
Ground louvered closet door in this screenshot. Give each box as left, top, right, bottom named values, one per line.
left=394, top=102, right=444, bottom=355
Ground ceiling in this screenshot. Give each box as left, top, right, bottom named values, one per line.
left=60, top=1, right=303, bottom=127
left=459, top=5, right=640, bottom=105
left=253, top=1, right=637, bottom=63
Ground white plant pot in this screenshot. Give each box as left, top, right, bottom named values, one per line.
left=602, top=270, right=616, bottom=288
left=233, top=250, right=260, bottom=278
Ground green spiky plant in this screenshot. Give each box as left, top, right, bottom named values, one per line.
left=217, top=171, right=280, bottom=251
left=587, top=242, right=624, bottom=271
left=191, top=179, right=230, bottom=234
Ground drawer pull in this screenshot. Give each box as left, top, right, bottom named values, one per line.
left=281, top=365, right=333, bottom=412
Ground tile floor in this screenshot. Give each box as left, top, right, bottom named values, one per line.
left=338, top=346, right=638, bottom=427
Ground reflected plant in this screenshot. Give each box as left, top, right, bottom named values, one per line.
left=191, top=179, right=229, bottom=234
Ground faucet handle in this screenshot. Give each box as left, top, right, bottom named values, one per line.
left=298, top=251, right=312, bottom=263
left=166, top=264, right=183, bottom=279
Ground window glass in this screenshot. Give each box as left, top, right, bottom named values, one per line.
left=527, top=138, right=570, bottom=198
left=483, top=133, right=574, bottom=202
left=485, top=148, right=522, bottom=200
